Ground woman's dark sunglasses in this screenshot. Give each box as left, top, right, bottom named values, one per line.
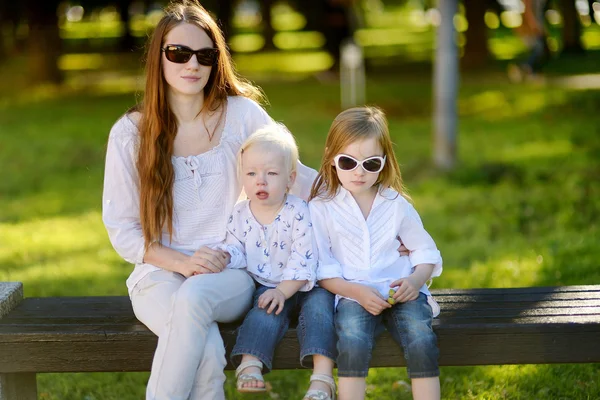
left=162, top=45, right=218, bottom=65
left=333, top=154, right=386, bottom=173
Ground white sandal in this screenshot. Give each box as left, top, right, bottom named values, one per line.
left=303, top=373, right=336, bottom=400
left=235, top=359, right=266, bottom=393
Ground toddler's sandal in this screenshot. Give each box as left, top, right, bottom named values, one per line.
left=235, top=360, right=267, bottom=393
left=303, top=373, right=336, bottom=400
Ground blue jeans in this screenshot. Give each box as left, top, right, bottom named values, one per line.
left=231, top=284, right=337, bottom=372
left=335, top=293, right=439, bottom=379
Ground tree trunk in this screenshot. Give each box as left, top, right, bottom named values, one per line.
left=434, top=0, right=459, bottom=170
left=117, top=0, right=135, bottom=52
left=261, top=0, right=276, bottom=50
left=26, top=0, right=62, bottom=84
left=462, top=0, right=490, bottom=69
left=560, top=0, right=584, bottom=53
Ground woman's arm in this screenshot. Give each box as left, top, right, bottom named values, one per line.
left=102, top=117, right=227, bottom=277
left=102, top=118, right=146, bottom=264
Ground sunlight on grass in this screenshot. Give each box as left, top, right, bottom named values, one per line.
left=459, top=90, right=565, bottom=120
left=273, top=31, right=325, bottom=50
left=233, top=51, right=333, bottom=74
left=356, top=29, right=432, bottom=47
left=0, top=211, right=128, bottom=296
left=500, top=140, right=573, bottom=162
left=229, top=33, right=264, bottom=53
left=60, top=20, right=123, bottom=39
left=59, top=53, right=105, bottom=71
left=441, top=252, right=546, bottom=289
left=489, top=36, right=527, bottom=60
left=272, top=6, right=306, bottom=31
left=583, top=28, right=600, bottom=49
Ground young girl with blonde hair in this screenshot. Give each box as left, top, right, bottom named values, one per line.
left=309, top=106, right=443, bottom=400
left=225, top=125, right=337, bottom=400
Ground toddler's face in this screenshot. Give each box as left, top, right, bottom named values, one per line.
left=241, top=144, right=295, bottom=208
left=333, top=137, right=383, bottom=198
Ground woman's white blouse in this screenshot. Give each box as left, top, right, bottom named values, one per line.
left=224, top=195, right=316, bottom=291
left=309, top=186, right=443, bottom=316
left=102, top=96, right=317, bottom=296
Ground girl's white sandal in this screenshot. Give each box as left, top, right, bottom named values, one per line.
left=235, top=359, right=267, bottom=393
left=303, top=373, right=337, bottom=400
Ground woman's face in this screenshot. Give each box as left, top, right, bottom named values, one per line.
left=162, top=23, right=215, bottom=98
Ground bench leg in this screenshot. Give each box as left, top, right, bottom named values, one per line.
left=0, top=373, right=37, bottom=400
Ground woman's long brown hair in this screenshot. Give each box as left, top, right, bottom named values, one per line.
left=136, top=0, right=265, bottom=248
left=309, top=106, right=410, bottom=202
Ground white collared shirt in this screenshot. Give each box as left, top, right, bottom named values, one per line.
left=225, top=194, right=316, bottom=291
left=309, top=186, right=443, bottom=316
left=102, top=96, right=317, bottom=296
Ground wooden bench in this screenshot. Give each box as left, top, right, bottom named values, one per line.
left=1, top=282, right=599, bottom=399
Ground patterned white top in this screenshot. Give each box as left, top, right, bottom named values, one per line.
left=102, top=96, right=318, bottom=296
left=309, top=186, right=443, bottom=316
left=225, top=194, right=316, bottom=291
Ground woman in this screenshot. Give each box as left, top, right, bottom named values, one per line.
left=101, top=1, right=316, bottom=399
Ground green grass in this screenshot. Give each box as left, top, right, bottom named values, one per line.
left=2, top=48, right=600, bottom=398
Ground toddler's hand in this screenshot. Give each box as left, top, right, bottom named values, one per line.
left=258, top=288, right=286, bottom=315
left=390, top=276, right=420, bottom=303
left=355, top=285, right=391, bottom=316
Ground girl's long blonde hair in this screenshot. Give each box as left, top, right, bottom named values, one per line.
left=309, top=106, right=409, bottom=201
left=135, top=0, right=265, bottom=247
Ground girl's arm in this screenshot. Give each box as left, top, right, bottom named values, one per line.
left=390, top=263, right=435, bottom=303
left=398, top=201, right=443, bottom=279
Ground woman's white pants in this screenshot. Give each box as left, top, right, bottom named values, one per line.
left=130, top=268, right=255, bottom=400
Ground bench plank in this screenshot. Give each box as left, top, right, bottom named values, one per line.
left=1, top=286, right=599, bottom=373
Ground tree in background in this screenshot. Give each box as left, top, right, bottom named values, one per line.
left=25, top=0, right=62, bottom=83
left=560, top=0, right=584, bottom=54
left=462, top=0, right=491, bottom=68
left=296, top=0, right=357, bottom=72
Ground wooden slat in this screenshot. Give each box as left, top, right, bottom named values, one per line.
left=0, top=286, right=599, bottom=373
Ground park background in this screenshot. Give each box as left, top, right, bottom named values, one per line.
left=0, top=0, right=599, bottom=398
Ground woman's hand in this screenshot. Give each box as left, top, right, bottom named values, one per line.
left=258, top=288, right=287, bottom=315
left=175, top=247, right=230, bottom=278
left=355, top=285, right=392, bottom=316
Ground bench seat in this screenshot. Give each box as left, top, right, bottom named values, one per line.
left=1, top=284, right=599, bottom=375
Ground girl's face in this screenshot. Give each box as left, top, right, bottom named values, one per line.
left=241, top=144, right=296, bottom=209
left=162, top=23, right=214, bottom=98
left=333, top=137, right=383, bottom=198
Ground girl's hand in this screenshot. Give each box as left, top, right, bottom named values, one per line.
left=258, top=288, right=286, bottom=315
left=189, top=247, right=229, bottom=275
left=355, top=285, right=392, bottom=316
left=390, top=276, right=421, bottom=303
left=397, top=237, right=410, bottom=256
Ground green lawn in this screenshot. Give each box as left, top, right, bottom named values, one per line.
left=1, top=50, right=599, bottom=398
